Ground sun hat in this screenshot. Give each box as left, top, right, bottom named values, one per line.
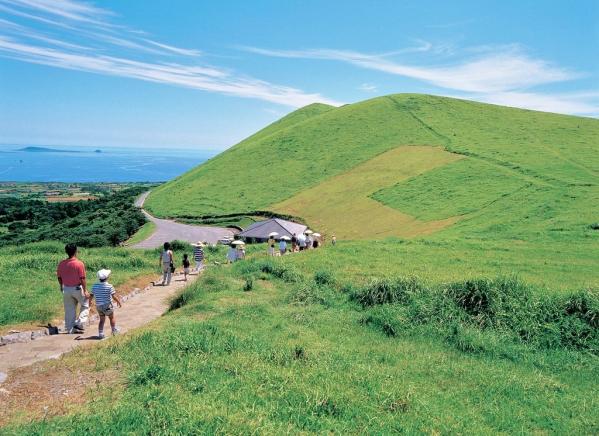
left=193, top=241, right=204, bottom=246
left=97, top=269, right=111, bottom=281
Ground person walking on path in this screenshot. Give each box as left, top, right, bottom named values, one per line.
left=193, top=241, right=205, bottom=272
left=267, top=236, right=276, bottom=256
left=182, top=254, right=191, bottom=281
left=291, top=233, right=298, bottom=252
left=297, top=233, right=307, bottom=251
left=279, top=237, right=287, bottom=255
left=227, top=244, right=237, bottom=263
left=57, top=243, right=89, bottom=334
left=159, top=242, right=174, bottom=286
left=90, top=269, right=121, bottom=339
left=305, top=233, right=313, bottom=250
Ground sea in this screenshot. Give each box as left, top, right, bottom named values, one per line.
left=0, top=146, right=216, bottom=182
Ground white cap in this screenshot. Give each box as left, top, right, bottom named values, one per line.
left=97, top=269, right=111, bottom=280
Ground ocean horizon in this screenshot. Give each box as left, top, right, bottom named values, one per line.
left=0, top=145, right=216, bottom=182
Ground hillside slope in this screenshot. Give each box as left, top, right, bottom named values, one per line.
left=146, top=94, right=599, bottom=243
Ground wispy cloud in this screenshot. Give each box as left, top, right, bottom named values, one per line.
left=241, top=45, right=578, bottom=94
left=0, top=0, right=340, bottom=107
left=473, top=91, right=599, bottom=115
left=241, top=43, right=597, bottom=115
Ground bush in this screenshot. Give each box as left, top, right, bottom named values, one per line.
left=350, top=275, right=599, bottom=353
left=169, top=240, right=192, bottom=251
left=288, top=282, right=333, bottom=306
left=350, top=277, right=421, bottom=307
left=258, top=260, right=303, bottom=283
left=314, top=269, right=335, bottom=286
left=243, top=277, right=254, bottom=292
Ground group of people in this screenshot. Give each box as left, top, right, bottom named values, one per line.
left=56, top=233, right=337, bottom=337
left=226, top=242, right=246, bottom=263
left=267, top=231, right=335, bottom=256
left=159, top=241, right=205, bottom=285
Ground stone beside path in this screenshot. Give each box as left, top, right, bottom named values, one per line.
left=0, top=271, right=201, bottom=383
left=131, top=192, right=235, bottom=249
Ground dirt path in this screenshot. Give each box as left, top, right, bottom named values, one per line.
left=132, top=192, right=234, bottom=249
left=0, top=272, right=198, bottom=383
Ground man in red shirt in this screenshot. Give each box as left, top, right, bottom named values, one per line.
left=57, top=243, right=89, bottom=334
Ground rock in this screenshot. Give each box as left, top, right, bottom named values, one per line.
left=0, top=372, right=6, bottom=384
left=30, top=330, right=48, bottom=340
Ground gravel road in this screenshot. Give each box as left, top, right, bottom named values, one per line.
left=131, top=192, right=234, bottom=249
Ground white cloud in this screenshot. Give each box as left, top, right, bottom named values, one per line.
left=242, top=45, right=578, bottom=94
left=0, top=0, right=341, bottom=107
left=0, top=36, right=341, bottom=107
left=475, top=91, right=599, bottom=116
left=0, top=0, right=113, bottom=25
left=242, top=44, right=598, bottom=115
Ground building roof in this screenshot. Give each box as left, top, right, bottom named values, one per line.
left=238, top=218, right=307, bottom=240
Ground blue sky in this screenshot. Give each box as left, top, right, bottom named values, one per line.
left=0, top=0, right=597, bottom=150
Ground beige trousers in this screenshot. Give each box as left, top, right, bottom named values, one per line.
left=63, top=286, right=89, bottom=331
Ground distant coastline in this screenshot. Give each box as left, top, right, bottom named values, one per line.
left=17, top=146, right=81, bottom=153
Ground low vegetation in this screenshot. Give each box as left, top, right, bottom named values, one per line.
left=5, top=252, right=597, bottom=433
left=0, top=187, right=147, bottom=247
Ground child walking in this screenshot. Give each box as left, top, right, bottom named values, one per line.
left=193, top=241, right=205, bottom=272
left=91, top=269, right=121, bottom=339
left=182, top=254, right=191, bottom=281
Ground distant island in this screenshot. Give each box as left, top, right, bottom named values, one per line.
left=18, top=146, right=79, bottom=153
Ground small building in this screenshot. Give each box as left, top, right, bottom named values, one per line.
left=238, top=218, right=307, bottom=243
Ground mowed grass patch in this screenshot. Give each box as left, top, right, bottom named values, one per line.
left=372, top=157, right=527, bottom=221
left=145, top=97, right=440, bottom=217
left=0, top=242, right=158, bottom=329
left=7, top=260, right=598, bottom=434
left=273, top=146, right=462, bottom=239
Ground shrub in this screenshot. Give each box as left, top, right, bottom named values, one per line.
left=169, top=286, right=197, bottom=310
left=349, top=275, right=599, bottom=353
left=314, top=269, right=335, bottom=286
left=243, top=277, right=254, bottom=292
left=288, top=282, right=332, bottom=306
left=350, top=277, right=421, bottom=307
left=169, top=240, right=191, bottom=251
left=258, top=260, right=303, bottom=283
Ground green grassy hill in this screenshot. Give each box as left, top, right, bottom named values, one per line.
left=146, top=94, right=598, bottom=238
left=146, top=94, right=598, bottom=289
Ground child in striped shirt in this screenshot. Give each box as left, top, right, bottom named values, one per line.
left=91, top=269, right=122, bottom=339
left=193, top=242, right=205, bottom=272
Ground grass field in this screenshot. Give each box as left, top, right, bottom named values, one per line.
left=273, top=145, right=461, bottom=239
left=5, top=254, right=597, bottom=433
left=0, top=242, right=159, bottom=330
left=124, top=221, right=157, bottom=246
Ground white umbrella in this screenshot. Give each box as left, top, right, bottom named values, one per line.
left=304, top=229, right=314, bottom=235
left=280, top=235, right=291, bottom=241
left=312, top=233, right=321, bottom=237
left=268, top=232, right=279, bottom=237
left=231, top=240, right=245, bottom=245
